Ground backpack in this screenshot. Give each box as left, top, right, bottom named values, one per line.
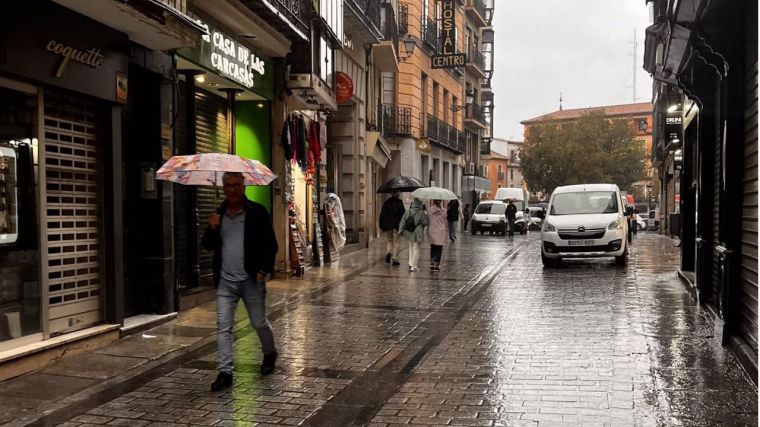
left=403, top=214, right=417, bottom=232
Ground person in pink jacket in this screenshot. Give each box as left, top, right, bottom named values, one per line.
left=427, top=200, right=448, bottom=272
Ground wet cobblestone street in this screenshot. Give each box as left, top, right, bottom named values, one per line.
left=2, top=233, right=757, bottom=426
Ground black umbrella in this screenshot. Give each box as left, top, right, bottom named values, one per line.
left=377, top=176, right=426, bottom=193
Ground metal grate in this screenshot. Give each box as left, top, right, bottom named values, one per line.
left=43, top=90, right=102, bottom=334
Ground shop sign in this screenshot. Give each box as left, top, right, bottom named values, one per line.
left=0, top=2, right=129, bottom=103
left=431, top=0, right=465, bottom=69
left=335, top=72, right=353, bottom=104
left=665, top=110, right=682, bottom=144
left=179, top=19, right=273, bottom=99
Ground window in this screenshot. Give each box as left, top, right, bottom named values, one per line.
left=510, top=169, right=514, bottom=181
left=315, top=33, right=335, bottom=88
left=443, top=89, right=449, bottom=123
left=638, top=119, right=648, bottom=131
left=421, top=73, right=428, bottom=118
left=432, top=81, right=439, bottom=118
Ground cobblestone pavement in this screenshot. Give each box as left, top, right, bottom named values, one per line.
left=4, top=233, right=758, bottom=426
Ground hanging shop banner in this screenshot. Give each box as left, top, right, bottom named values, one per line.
left=335, top=72, right=354, bottom=104
left=431, top=0, right=466, bottom=69
left=179, top=19, right=274, bottom=99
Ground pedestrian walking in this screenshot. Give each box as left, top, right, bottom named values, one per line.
left=378, top=192, right=405, bottom=266
left=202, top=172, right=279, bottom=392
left=399, top=197, right=428, bottom=272
left=446, top=198, right=461, bottom=241
left=462, top=203, right=472, bottom=232
left=505, top=199, right=517, bottom=236
left=428, top=200, right=447, bottom=271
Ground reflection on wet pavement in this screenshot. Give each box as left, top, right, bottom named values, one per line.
left=7, top=233, right=758, bottom=426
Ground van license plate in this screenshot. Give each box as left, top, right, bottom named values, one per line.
left=568, top=240, right=595, bottom=246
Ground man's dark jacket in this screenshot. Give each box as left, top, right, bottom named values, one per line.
left=447, top=200, right=460, bottom=221
left=505, top=203, right=517, bottom=220
left=378, top=196, right=406, bottom=232
left=202, top=198, right=278, bottom=287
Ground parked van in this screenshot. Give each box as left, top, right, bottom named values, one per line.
left=541, top=184, right=629, bottom=267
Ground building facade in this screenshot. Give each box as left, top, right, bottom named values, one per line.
left=644, top=0, right=758, bottom=382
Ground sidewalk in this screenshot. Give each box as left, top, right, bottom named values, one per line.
left=0, top=238, right=388, bottom=427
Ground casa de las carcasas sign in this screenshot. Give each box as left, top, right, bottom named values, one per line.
left=179, top=19, right=273, bottom=98
left=431, top=0, right=466, bottom=69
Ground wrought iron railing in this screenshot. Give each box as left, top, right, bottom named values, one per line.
left=468, top=48, right=487, bottom=71
left=466, top=0, right=488, bottom=22
left=157, top=0, right=187, bottom=13
left=380, top=1, right=399, bottom=58
left=481, top=138, right=492, bottom=156
left=422, top=17, right=438, bottom=50
left=382, top=105, right=412, bottom=136
left=398, top=3, right=409, bottom=35
left=465, top=103, right=485, bottom=124
left=426, top=114, right=464, bottom=153
left=350, top=0, right=382, bottom=34
left=257, top=0, right=310, bottom=35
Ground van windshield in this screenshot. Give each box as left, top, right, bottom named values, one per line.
left=550, top=191, right=619, bottom=215
left=475, top=203, right=506, bottom=214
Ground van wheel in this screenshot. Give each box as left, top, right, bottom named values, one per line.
left=542, top=253, right=559, bottom=268
left=615, top=244, right=629, bottom=266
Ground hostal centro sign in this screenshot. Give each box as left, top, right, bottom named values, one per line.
left=431, top=0, right=466, bottom=69
left=179, top=20, right=273, bottom=99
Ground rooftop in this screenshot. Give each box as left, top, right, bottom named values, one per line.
left=521, top=102, right=653, bottom=124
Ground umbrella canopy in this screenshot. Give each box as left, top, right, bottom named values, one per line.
left=156, top=153, right=277, bottom=186
left=377, top=176, right=426, bottom=193
left=411, top=186, right=457, bottom=201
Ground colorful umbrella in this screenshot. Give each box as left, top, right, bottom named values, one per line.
left=377, top=176, right=426, bottom=193
left=156, top=153, right=277, bottom=187
left=411, top=186, right=457, bottom=201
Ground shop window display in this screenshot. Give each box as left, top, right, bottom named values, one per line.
left=0, top=86, right=41, bottom=345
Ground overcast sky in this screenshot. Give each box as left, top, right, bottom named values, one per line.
left=491, top=1, right=654, bottom=141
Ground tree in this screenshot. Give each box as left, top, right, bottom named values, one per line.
left=520, top=110, right=646, bottom=195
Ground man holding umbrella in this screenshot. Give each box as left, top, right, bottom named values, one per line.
left=202, top=172, right=279, bottom=391
left=379, top=192, right=405, bottom=266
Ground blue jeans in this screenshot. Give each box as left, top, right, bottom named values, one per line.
left=216, top=277, right=276, bottom=374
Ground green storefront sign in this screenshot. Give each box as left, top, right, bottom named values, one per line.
left=179, top=20, right=273, bottom=100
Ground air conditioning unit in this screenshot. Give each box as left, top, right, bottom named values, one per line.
left=467, top=162, right=475, bottom=175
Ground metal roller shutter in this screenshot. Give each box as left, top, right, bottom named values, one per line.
left=43, top=89, right=103, bottom=334
left=174, top=83, right=189, bottom=288
left=739, top=1, right=758, bottom=353
left=194, top=89, right=229, bottom=286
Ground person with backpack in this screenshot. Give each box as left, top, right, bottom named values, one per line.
left=398, top=197, right=429, bottom=272
left=446, top=198, right=461, bottom=241
left=378, top=192, right=405, bottom=266
left=428, top=200, right=447, bottom=272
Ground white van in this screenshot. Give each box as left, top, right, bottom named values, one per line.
left=540, top=184, right=629, bottom=267
left=494, top=187, right=526, bottom=212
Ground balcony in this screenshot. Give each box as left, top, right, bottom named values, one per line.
left=425, top=114, right=465, bottom=154
left=480, top=138, right=491, bottom=156
left=464, top=103, right=488, bottom=129
left=382, top=105, right=413, bottom=136
left=345, top=0, right=383, bottom=44
left=373, top=1, right=399, bottom=72
left=466, top=48, right=487, bottom=79
left=422, top=17, right=438, bottom=52
left=465, top=0, right=488, bottom=28
left=399, top=3, right=409, bottom=35
left=241, top=0, right=311, bottom=42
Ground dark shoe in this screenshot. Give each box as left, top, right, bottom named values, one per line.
left=385, top=253, right=391, bottom=263
left=211, top=372, right=233, bottom=391
left=261, top=351, right=278, bottom=375
left=392, top=260, right=400, bottom=266
left=432, top=267, right=440, bottom=272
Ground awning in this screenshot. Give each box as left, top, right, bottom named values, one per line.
left=462, top=175, right=491, bottom=192
left=367, top=131, right=392, bottom=167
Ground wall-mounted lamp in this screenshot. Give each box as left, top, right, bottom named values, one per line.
left=452, top=89, right=475, bottom=112
left=194, top=72, right=207, bottom=83
left=666, top=103, right=680, bottom=113
left=399, top=36, right=416, bottom=62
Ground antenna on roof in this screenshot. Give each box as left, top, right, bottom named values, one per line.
left=559, top=92, right=563, bottom=111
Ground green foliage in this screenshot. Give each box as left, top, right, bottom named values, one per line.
left=520, top=110, right=646, bottom=195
